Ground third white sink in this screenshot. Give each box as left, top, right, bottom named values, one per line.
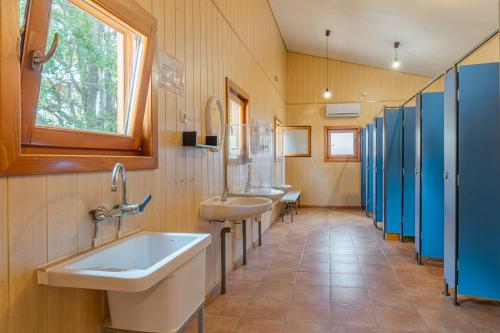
left=200, top=196, right=272, bottom=221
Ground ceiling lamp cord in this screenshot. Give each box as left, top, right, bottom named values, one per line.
left=324, top=29, right=332, bottom=99
left=392, top=41, right=401, bottom=69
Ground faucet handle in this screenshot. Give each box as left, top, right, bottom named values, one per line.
left=139, top=194, right=152, bottom=212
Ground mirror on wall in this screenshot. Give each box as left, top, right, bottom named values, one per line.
left=205, top=96, right=225, bottom=152
left=283, top=126, right=311, bottom=157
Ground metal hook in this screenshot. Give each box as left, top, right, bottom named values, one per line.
left=31, top=33, right=59, bottom=71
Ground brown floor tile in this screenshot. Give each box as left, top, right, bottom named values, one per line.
left=286, top=302, right=331, bottom=324
left=228, top=267, right=268, bottom=282
left=331, top=304, right=377, bottom=328
left=284, top=322, right=332, bottom=333
left=183, top=315, right=238, bottom=333
left=263, top=268, right=298, bottom=284
left=205, top=296, right=249, bottom=317
left=331, top=263, right=363, bottom=275
left=225, top=280, right=261, bottom=298
left=291, top=284, right=331, bottom=304
left=331, top=287, right=372, bottom=306
left=253, top=281, right=293, bottom=302
left=331, top=273, right=366, bottom=288
left=295, top=272, right=331, bottom=286
left=243, top=297, right=289, bottom=320
left=331, top=327, right=379, bottom=333
left=374, top=305, right=428, bottom=331
left=232, top=318, right=284, bottom=333
left=298, top=261, right=331, bottom=273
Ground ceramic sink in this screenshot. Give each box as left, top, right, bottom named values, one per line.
left=200, top=196, right=272, bottom=221
left=236, top=188, right=285, bottom=203
left=37, top=231, right=211, bottom=332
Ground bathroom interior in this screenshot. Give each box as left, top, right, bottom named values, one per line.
left=1, top=0, right=500, bottom=332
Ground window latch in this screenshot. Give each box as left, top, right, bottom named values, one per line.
left=31, top=33, right=59, bottom=71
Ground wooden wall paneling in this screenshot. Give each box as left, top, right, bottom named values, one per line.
left=76, top=172, right=104, bottom=333
left=2, top=0, right=287, bottom=329
left=8, top=176, right=48, bottom=333
left=0, top=178, right=7, bottom=333
left=47, top=174, right=78, bottom=333
left=459, top=35, right=499, bottom=66
left=174, top=0, right=187, bottom=233
left=163, top=0, right=176, bottom=234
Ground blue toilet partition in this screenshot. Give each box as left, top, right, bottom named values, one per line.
left=367, top=124, right=375, bottom=215
left=383, top=108, right=402, bottom=235
left=361, top=127, right=367, bottom=210
left=375, top=117, right=384, bottom=222
left=402, top=106, right=416, bottom=237
left=420, top=92, right=444, bottom=259
left=443, top=68, right=457, bottom=292
left=457, top=62, right=500, bottom=300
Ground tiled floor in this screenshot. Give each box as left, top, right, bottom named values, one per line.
left=185, top=208, right=500, bottom=333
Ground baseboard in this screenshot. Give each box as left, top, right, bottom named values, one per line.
left=300, top=204, right=362, bottom=209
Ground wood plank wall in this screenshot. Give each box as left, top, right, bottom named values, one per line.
left=285, top=52, right=431, bottom=207
left=0, top=0, right=287, bottom=332
left=285, top=33, right=500, bottom=208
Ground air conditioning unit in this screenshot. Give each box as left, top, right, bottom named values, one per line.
left=325, top=103, right=361, bottom=118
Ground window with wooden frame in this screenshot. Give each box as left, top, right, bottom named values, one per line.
left=324, top=126, right=360, bottom=162
left=225, top=78, right=249, bottom=164
left=0, top=0, right=158, bottom=175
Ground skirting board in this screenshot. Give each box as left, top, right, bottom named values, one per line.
left=300, top=205, right=362, bottom=209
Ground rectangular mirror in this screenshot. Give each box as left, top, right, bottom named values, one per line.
left=283, top=126, right=311, bottom=157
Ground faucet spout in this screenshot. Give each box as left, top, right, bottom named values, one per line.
left=111, top=162, right=127, bottom=205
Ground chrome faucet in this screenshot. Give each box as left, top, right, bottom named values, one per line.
left=89, top=163, right=153, bottom=247
left=221, top=186, right=229, bottom=201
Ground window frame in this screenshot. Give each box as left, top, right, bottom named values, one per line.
left=274, top=116, right=283, bottom=161
left=0, top=0, right=158, bottom=175
left=324, top=126, right=360, bottom=162
left=225, top=77, right=249, bottom=165
left=282, top=126, right=311, bottom=157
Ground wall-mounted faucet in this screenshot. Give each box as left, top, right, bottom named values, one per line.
left=89, top=163, right=153, bottom=247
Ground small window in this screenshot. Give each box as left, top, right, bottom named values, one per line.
left=226, top=78, right=249, bottom=163
left=1, top=0, right=158, bottom=175
left=324, top=127, right=360, bottom=162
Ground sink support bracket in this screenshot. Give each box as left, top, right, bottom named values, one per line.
left=220, top=227, right=231, bottom=295
left=242, top=220, right=247, bottom=265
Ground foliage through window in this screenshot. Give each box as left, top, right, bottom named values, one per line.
left=324, top=127, right=360, bottom=162
left=0, top=0, right=158, bottom=175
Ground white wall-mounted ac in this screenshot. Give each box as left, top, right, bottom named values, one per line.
left=325, top=103, right=361, bottom=118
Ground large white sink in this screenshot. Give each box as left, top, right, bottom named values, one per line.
left=236, top=188, right=285, bottom=203
left=37, top=231, right=211, bottom=332
left=200, top=196, right=272, bottom=221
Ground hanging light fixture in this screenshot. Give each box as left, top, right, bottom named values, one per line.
left=323, top=29, right=332, bottom=99
left=392, top=41, right=401, bottom=69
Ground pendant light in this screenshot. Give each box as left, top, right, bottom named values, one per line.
left=392, top=41, right=401, bottom=69
left=323, top=29, right=332, bottom=99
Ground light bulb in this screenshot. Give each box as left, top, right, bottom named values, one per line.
left=323, top=88, right=332, bottom=99
left=392, top=59, right=400, bottom=69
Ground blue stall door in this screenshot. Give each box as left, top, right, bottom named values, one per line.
left=367, top=124, right=375, bottom=214
left=375, top=117, right=384, bottom=222
left=384, top=108, right=402, bottom=234
left=421, top=92, right=444, bottom=259
left=403, top=107, right=416, bottom=237
left=361, top=127, right=367, bottom=209
left=458, top=62, right=500, bottom=300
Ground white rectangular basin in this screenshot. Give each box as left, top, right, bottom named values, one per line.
left=37, top=231, right=211, bottom=332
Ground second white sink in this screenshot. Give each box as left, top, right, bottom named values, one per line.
left=236, top=188, right=285, bottom=203
left=200, top=196, right=272, bottom=221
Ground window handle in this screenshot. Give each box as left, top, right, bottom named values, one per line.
left=31, top=33, right=59, bottom=71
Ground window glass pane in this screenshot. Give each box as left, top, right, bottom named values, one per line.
left=330, top=131, right=355, bottom=156
left=35, top=0, right=145, bottom=135
left=228, top=99, right=242, bottom=159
